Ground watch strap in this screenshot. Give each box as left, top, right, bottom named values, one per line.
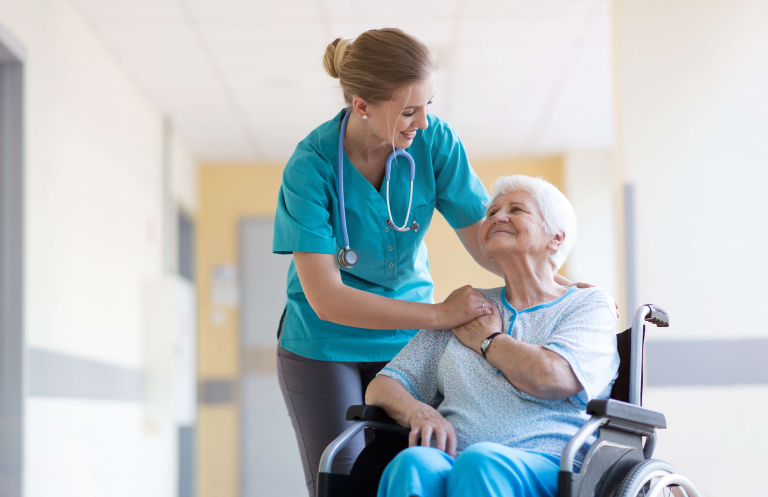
left=481, top=332, right=503, bottom=359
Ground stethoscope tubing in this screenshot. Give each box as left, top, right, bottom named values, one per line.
left=338, top=110, right=353, bottom=249
left=384, top=149, right=417, bottom=232
left=337, top=110, right=418, bottom=258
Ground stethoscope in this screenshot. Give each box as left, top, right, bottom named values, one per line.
left=337, top=110, right=420, bottom=269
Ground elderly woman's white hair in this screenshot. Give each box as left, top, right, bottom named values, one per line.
left=487, top=175, right=577, bottom=271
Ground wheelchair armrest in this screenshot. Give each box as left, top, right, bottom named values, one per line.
left=587, top=399, right=666, bottom=431
left=346, top=405, right=400, bottom=425
left=320, top=406, right=408, bottom=477
left=560, top=400, right=666, bottom=476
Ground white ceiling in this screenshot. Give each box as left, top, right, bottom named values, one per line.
left=72, top=0, right=613, bottom=163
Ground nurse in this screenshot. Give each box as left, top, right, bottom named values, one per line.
left=273, top=28, right=571, bottom=497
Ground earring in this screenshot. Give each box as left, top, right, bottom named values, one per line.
left=362, top=115, right=367, bottom=120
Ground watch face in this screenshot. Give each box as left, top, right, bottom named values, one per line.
left=481, top=338, right=491, bottom=351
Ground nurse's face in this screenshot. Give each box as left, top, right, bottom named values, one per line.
left=367, top=73, right=434, bottom=149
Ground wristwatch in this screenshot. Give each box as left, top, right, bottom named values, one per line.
left=480, top=332, right=503, bottom=359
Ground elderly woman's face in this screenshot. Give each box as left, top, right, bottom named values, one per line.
left=479, top=190, right=551, bottom=262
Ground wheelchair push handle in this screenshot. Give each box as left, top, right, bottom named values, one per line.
left=632, top=304, right=668, bottom=332
left=643, top=304, right=669, bottom=328
left=628, top=304, right=669, bottom=407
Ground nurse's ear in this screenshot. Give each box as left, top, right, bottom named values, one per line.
left=352, top=96, right=370, bottom=121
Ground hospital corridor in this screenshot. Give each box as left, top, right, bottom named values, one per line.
left=0, top=1, right=766, bottom=496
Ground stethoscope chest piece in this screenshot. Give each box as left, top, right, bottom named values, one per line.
left=337, top=247, right=359, bottom=269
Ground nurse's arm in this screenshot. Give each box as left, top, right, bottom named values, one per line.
left=455, top=220, right=503, bottom=277
left=293, top=252, right=492, bottom=330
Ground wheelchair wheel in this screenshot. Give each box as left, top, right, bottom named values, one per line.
left=613, top=459, right=690, bottom=497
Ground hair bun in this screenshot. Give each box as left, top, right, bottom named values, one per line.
left=323, top=37, right=351, bottom=79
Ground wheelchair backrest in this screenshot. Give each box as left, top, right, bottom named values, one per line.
left=609, top=326, right=644, bottom=404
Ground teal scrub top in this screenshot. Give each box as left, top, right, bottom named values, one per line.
left=273, top=109, right=489, bottom=362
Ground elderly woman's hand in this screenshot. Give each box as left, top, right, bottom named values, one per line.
left=407, top=405, right=458, bottom=457
left=452, top=302, right=503, bottom=355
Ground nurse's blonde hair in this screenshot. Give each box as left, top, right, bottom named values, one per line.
left=323, top=28, right=434, bottom=106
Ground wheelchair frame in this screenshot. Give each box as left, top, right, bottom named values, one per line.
left=318, top=304, right=701, bottom=497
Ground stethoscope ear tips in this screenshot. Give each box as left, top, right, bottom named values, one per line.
left=386, top=219, right=420, bottom=232
left=337, top=247, right=359, bottom=269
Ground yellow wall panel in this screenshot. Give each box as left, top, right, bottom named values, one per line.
left=197, top=165, right=284, bottom=497
left=197, top=406, right=240, bottom=497
left=197, top=165, right=284, bottom=378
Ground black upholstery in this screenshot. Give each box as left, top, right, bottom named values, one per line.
left=610, top=327, right=643, bottom=403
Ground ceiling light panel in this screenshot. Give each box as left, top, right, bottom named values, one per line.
left=213, top=47, right=321, bottom=75
left=197, top=20, right=325, bottom=50
left=328, top=20, right=456, bottom=47
left=95, top=23, right=199, bottom=51
left=464, top=0, right=603, bottom=18
left=71, top=0, right=185, bottom=23
left=326, top=0, right=457, bottom=20
left=460, top=17, right=586, bottom=49
left=184, top=0, right=322, bottom=22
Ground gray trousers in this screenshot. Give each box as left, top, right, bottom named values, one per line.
left=277, top=344, right=388, bottom=497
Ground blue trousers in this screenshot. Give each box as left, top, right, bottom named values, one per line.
left=377, top=443, right=560, bottom=497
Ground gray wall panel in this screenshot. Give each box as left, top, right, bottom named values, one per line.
left=0, top=43, right=23, bottom=497
left=646, top=339, right=768, bottom=387
left=199, top=380, right=235, bottom=404
left=178, top=425, right=195, bottom=497
left=27, top=348, right=143, bottom=402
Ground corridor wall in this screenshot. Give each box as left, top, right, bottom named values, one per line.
left=614, top=0, right=768, bottom=494
left=0, top=0, right=197, bottom=496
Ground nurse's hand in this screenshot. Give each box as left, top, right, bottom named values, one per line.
left=452, top=302, right=503, bottom=355
left=553, top=274, right=620, bottom=318
left=436, top=285, right=492, bottom=329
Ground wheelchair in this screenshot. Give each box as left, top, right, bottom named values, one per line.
left=317, top=304, right=702, bottom=497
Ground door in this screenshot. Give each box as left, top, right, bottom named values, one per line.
left=239, top=217, right=304, bottom=496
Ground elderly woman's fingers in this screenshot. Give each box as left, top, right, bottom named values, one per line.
left=408, top=426, right=422, bottom=448
left=433, top=424, right=457, bottom=457
left=446, top=427, right=458, bottom=458
left=419, top=425, right=433, bottom=448
left=406, top=407, right=457, bottom=455
left=409, top=425, right=435, bottom=449
left=433, top=427, right=448, bottom=453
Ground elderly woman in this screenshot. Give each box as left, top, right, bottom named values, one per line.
left=365, top=175, right=619, bottom=497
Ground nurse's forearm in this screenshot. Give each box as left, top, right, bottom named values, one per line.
left=455, top=221, right=503, bottom=277
left=316, top=286, right=442, bottom=330
left=294, top=252, right=490, bottom=330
